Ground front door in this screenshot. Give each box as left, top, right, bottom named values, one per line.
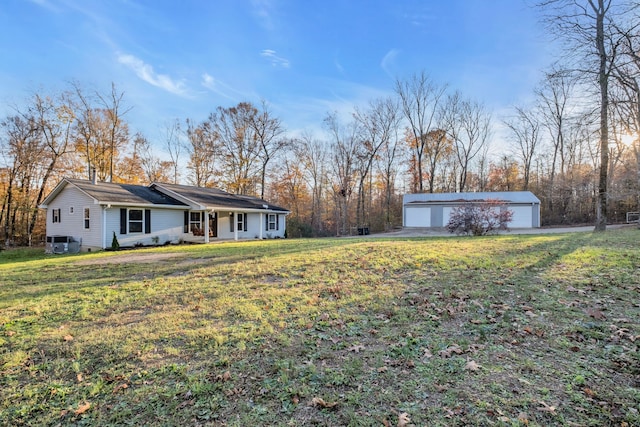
left=209, top=213, right=217, bottom=238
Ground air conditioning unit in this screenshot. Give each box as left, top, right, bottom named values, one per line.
left=45, top=236, right=81, bottom=254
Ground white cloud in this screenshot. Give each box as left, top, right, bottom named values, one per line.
left=117, top=53, right=188, bottom=96
left=260, top=49, right=290, bottom=68
left=200, top=73, right=242, bottom=101
left=381, top=49, right=400, bottom=78
left=251, top=0, right=275, bottom=31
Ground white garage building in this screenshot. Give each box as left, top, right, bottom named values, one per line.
left=403, top=191, right=541, bottom=229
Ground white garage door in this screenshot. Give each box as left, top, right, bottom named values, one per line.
left=509, top=206, right=532, bottom=228
left=442, top=207, right=454, bottom=227
left=405, top=206, right=431, bottom=227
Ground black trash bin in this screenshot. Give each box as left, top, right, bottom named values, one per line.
left=357, top=227, right=370, bottom=235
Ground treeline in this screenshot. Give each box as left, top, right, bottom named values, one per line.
left=2, top=1, right=639, bottom=246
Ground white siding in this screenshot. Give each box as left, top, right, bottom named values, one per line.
left=45, top=186, right=103, bottom=250
left=106, top=208, right=185, bottom=248
left=266, top=213, right=286, bottom=238
left=405, top=206, right=430, bottom=227
left=215, top=211, right=286, bottom=240
left=509, top=206, right=533, bottom=228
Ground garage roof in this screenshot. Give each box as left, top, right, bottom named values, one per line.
left=404, top=191, right=540, bottom=205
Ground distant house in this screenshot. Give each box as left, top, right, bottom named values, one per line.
left=40, top=178, right=289, bottom=252
left=403, top=191, right=541, bottom=229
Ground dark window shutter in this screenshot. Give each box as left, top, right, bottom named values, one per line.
left=244, top=214, right=247, bottom=231
left=58, top=209, right=61, bottom=223
left=120, top=209, right=127, bottom=234
left=230, top=213, right=234, bottom=232
left=184, top=211, right=189, bottom=233
left=265, top=213, right=268, bottom=231
left=144, top=209, right=151, bottom=234
left=276, top=214, right=279, bottom=230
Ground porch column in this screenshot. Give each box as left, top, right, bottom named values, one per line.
left=102, top=205, right=108, bottom=249
left=259, top=213, right=264, bottom=239
left=204, top=211, right=210, bottom=244
left=234, top=211, right=238, bottom=241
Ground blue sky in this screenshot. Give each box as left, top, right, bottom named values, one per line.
left=0, top=0, right=553, bottom=149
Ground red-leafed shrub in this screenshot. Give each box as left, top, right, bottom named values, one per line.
left=446, top=200, right=513, bottom=236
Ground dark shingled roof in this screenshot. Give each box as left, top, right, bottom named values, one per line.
left=154, top=182, right=289, bottom=212
left=67, top=179, right=187, bottom=206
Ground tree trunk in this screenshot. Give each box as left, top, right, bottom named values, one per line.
left=595, top=0, right=609, bottom=231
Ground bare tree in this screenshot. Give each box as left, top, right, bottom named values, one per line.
left=0, top=115, right=41, bottom=246
left=538, top=0, right=636, bottom=230
left=504, top=106, right=543, bottom=190
left=324, top=112, right=360, bottom=235
left=395, top=71, right=448, bottom=192
left=297, top=132, right=328, bottom=234
left=134, top=133, right=173, bottom=184
left=163, top=119, right=183, bottom=185
left=210, top=102, right=262, bottom=194
left=372, top=101, right=403, bottom=226
left=96, top=82, right=131, bottom=182
left=25, top=92, right=75, bottom=241
left=251, top=100, right=287, bottom=199
left=185, top=118, right=218, bottom=187
left=353, top=97, right=400, bottom=228
left=611, top=21, right=640, bottom=210
left=444, top=92, right=492, bottom=192
left=72, top=82, right=130, bottom=182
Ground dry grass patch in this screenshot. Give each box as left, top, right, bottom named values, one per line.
left=1, top=232, right=639, bottom=426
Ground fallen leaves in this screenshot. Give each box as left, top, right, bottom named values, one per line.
left=112, top=383, right=128, bottom=394
left=517, top=412, right=529, bottom=424
left=311, top=397, right=338, bottom=409
left=74, top=402, right=91, bottom=415
left=383, top=411, right=412, bottom=427
left=583, top=387, right=597, bottom=398
left=537, top=400, right=557, bottom=415
left=438, top=344, right=463, bottom=358
left=464, top=359, right=481, bottom=372
left=397, top=412, right=411, bottom=427
left=63, top=334, right=74, bottom=342
left=585, top=308, right=606, bottom=320
left=214, top=371, right=232, bottom=382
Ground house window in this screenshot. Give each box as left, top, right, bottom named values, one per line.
left=128, top=209, right=143, bottom=233
left=230, top=213, right=247, bottom=232
left=84, top=208, right=90, bottom=229
left=52, top=208, right=61, bottom=223
left=268, top=214, right=277, bottom=230
left=121, top=208, right=151, bottom=235
left=237, top=213, right=245, bottom=232
left=190, top=212, right=203, bottom=235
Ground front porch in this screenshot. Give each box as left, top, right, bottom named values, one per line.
left=182, top=209, right=281, bottom=242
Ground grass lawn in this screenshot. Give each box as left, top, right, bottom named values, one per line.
left=0, top=230, right=638, bottom=426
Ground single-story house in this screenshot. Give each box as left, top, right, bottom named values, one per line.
left=40, top=178, right=289, bottom=252
left=403, top=191, right=541, bottom=229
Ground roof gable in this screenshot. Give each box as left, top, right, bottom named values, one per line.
left=41, top=179, right=187, bottom=207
